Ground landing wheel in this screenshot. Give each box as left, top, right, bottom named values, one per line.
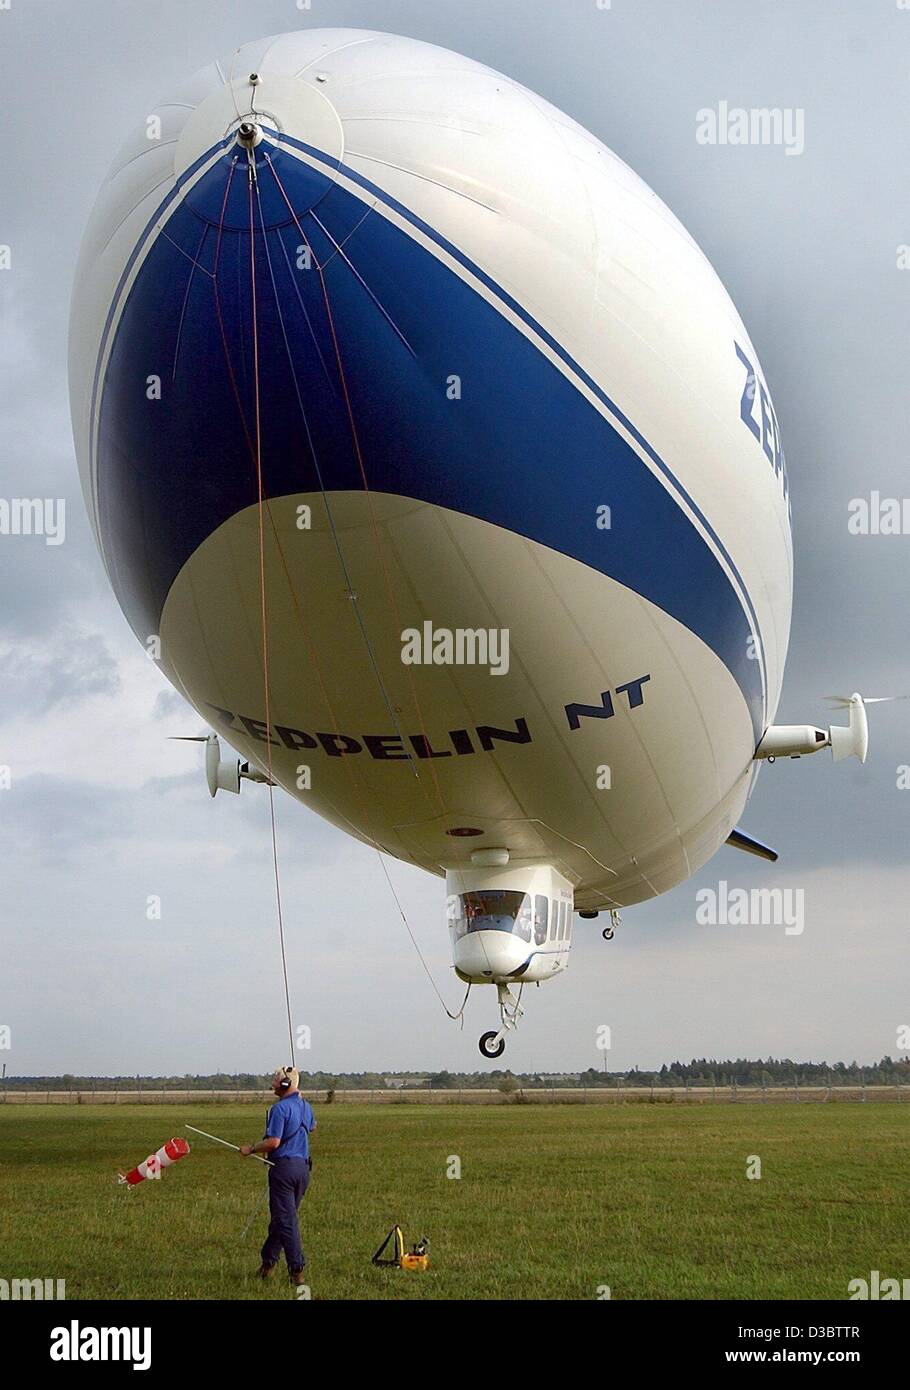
left=479, top=1030, right=506, bottom=1059
left=602, top=926, right=614, bottom=940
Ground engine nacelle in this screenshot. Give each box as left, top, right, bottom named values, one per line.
left=755, top=694, right=869, bottom=764
left=755, top=724, right=829, bottom=759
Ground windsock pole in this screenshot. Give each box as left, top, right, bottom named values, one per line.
left=184, top=1123, right=274, bottom=1167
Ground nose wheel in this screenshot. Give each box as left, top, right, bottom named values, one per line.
left=477, top=983, right=524, bottom=1058
left=479, top=1031, right=506, bottom=1059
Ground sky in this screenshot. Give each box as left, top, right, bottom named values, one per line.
left=1, top=0, right=909, bottom=1078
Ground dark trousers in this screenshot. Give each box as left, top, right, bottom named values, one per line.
left=261, top=1157, right=310, bottom=1271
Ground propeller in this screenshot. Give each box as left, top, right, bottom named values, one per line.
left=757, top=691, right=899, bottom=765
left=824, top=694, right=910, bottom=708
left=170, top=731, right=238, bottom=796
left=169, top=731, right=273, bottom=795
left=818, top=692, right=873, bottom=763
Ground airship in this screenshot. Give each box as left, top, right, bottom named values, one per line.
left=69, top=28, right=868, bottom=1057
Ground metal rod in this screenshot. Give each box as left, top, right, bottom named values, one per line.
left=240, top=1185, right=271, bottom=1240
left=185, top=1123, right=273, bottom=1166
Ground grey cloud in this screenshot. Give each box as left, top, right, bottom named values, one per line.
left=0, top=630, right=120, bottom=716
left=152, top=688, right=190, bottom=720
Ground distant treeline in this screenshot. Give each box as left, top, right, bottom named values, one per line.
left=4, top=1057, right=910, bottom=1090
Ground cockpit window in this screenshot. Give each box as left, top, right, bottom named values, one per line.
left=451, top=890, right=532, bottom=940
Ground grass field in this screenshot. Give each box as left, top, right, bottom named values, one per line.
left=1, top=1102, right=907, bottom=1300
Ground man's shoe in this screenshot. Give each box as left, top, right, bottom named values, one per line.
left=258, top=1262, right=277, bottom=1280
left=289, top=1267, right=308, bottom=1287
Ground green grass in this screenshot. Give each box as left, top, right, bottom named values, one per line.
left=1, top=1102, right=906, bottom=1300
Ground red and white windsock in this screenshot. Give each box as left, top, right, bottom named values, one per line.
left=119, top=1136, right=190, bottom=1186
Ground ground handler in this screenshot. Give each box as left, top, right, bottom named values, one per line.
left=240, top=1065, right=316, bottom=1285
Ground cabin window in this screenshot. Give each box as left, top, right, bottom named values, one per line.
left=534, top=894, right=548, bottom=945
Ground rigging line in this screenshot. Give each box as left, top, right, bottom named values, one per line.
left=172, top=224, right=209, bottom=382
left=292, top=34, right=381, bottom=77
left=207, top=152, right=439, bottom=1011
left=96, top=173, right=174, bottom=261
left=271, top=225, right=336, bottom=392
left=247, top=144, right=296, bottom=1064
left=265, top=156, right=455, bottom=819
left=239, top=1184, right=271, bottom=1241
left=374, top=850, right=468, bottom=1017
left=265, top=157, right=439, bottom=789
left=252, top=236, right=447, bottom=889
left=224, top=50, right=244, bottom=125
left=114, top=136, right=181, bottom=176
left=211, top=156, right=257, bottom=466
left=254, top=498, right=465, bottom=1018
left=314, top=200, right=375, bottom=271
left=257, top=159, right=487, bottom=996
left=253, top=196, right=433, bottom=817
left=496, top=817, right=620, bottom=878
left=201, top=145, right=456, bottom=1017
left=447, top=981, right=472, bottom=1026
left=308, top=208, right=416, bottom=356
left=250, top=481, right=471, bottom=1015
left=306, top=213, right=486, bottom=929
left=340, top=151, right=500, bottom=215
left=226, top=173, right=383, bottom=850
left=263, top=155, right=493, bottom=984
left=261, top=162, right=491, bottom=989
left=251, top=190, right=471, bottom=1013
left=161, top=226, right=215, bottom=281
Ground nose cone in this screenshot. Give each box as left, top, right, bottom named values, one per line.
left=454, top=931, right=530, bottom=982
left=174, top=69, right=344, bottom=185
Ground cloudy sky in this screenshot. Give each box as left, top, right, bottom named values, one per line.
left=1, top=0, right=908, bottom=1078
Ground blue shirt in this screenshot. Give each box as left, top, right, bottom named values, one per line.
left=265, top=1093, right=316, bottom=1161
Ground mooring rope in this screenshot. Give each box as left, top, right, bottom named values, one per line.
left=246, top=144, right=296, bottom=1062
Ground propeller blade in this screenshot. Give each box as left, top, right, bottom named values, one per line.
left=824, top=694, right=910, bottom=708
left=168, top=735, right=212, bottom=742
